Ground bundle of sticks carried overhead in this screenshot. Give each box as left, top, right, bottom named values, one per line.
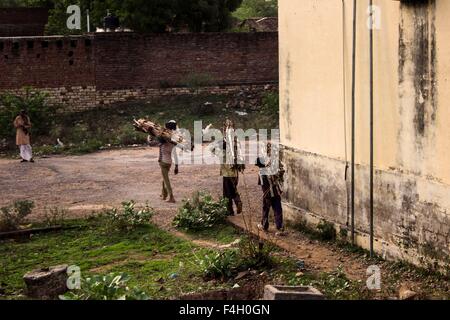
left=133, top=118, right=188, bottom=146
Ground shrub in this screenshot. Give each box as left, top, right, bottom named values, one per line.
left=173, top=192, right=228, bottom=231
left=195, top=237, right=275, bottom=281
left=42, top=207, right=67, bottom=227
left=104, top=201, right=154, bottom=232
left=60, top=273, right=150, bottom=300
left=70, top=138, right=104, bottom=155
left=0, top=200, right=35, bottom=232
left=290, top=217, right=337, bottom=242
left=261, top=92, right=279, bottom=115
left=237, top=237, right=275, bottom=270
left=0, top=88, right=59, bottom=143
left=115, top=125, right=147, bottom=146
left=317, top=220, right=337, bottom=242
left=197, top=250, right=239, bottom=280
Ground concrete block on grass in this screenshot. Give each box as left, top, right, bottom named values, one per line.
left=264, top=285, right=325, bottom=300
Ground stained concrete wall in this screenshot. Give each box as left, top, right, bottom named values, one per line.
left=279, top=0, right=449, bottom=269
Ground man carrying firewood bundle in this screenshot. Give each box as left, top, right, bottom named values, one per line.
left=220, top=119, right=244, bottom=216
left=157, top=120, right=179, bottom=203
left=133, top=118, right=186, bottom=203
left=256, top=142, right=285, bottom=236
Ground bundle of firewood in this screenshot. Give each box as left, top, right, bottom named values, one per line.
left=133, top=119, right=185, bottom=145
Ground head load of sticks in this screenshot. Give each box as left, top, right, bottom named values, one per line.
left=133, top=119, right=186, bottom=146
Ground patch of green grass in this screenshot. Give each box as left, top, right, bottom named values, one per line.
left=279, top=259, right=371, bottom=300
left=288, top=219, right=450, bottom=300
left=0, top=218, right=225, bottom=299
left=186, top=224, right=243, bottom=245
left=288, top=218, right=337, bottom=242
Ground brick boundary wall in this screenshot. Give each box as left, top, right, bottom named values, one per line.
left=1, top=83, right=277, bottom=112
left=0, top=32, right=278, bottom=111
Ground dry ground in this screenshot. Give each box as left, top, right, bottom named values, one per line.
left=0, top=147, right=448, bottom=299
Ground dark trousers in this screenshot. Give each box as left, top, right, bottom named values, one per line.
left=261, top=194, right=283, bottom=231
left=223, top=177, right=242, bottom=216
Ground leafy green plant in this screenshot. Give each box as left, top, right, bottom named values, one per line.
left=233, top=0, right=278, bottom=20
left=317, top=220, right=337, bottom=242
left=288, top=266, right=365, bottom=300
left=0, top=88, right=59, bottom=143
left=173, top=192, right=228, bottom=231
left=261, top=91, right=279, bottom=116
left=60, top=273, right=150, bottom=300
left=237, top=237, right=275, bottom=270
left=42, top=207, right=67, bottom=227
left=0, top=200, right=35, bottom=232
left=290, top=217, right=337, bottom=242
left=104, top=201, right=154, bottom=232
left=115, top=124, right=147, bottom=146
left=197, top=249, right=239, bottom=280
left=194, top=237, right=275, bottom=281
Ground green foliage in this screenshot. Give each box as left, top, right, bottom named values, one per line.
left=60, top=273, right=150, bottom=300
left=0, top=200, right=35, bottom=232
left=195, top=237, right=275, bottom=280
left=234, top=0, right=278, bottom=20
left=287, top=266, right=367, bottom=300
left=0, top=218, right=225, bottom=299
left=42, top=0, right=243, bottom=35
left=237, top=237, right=275, bottom=269
left=0, top=89, right=59, bottom=144
left=290, top=217, right=337, bottom=242
left=173, top=192, right=228, bottom=231
left=0, top=93, right=277, bottom=157
left=197, top=249, right=238, bottom=280
left=42, top=207, right=67, bottom=227
left=317, top=220, right=337, bottom=242
left=115, top=124, right=148, bottom=146
left=318, top=266, right=352, bottom=296
left=261, top=91, right=279, bottom=116
left=104, top=201, right=154, bottom=232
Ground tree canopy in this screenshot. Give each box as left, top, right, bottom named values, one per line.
left=233, top=0, right=278, bottom=20
left=2, top=0, right=279, bottom=34
left=4, top=0, right=244, bottom=34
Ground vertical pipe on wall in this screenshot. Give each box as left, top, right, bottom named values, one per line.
left=369, top=0, right=375, bottom=257
left=342, top=0, right=351, bottom=230
left=351, top=0, right=357, bottom=245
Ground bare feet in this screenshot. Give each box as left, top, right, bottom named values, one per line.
left=275, top=229, right=287, bottom=237
left=257, top=224, right=269, bottom=232
left=167, top=197, right=176, bottom=203
left=236, top=202, right=243, bottom=215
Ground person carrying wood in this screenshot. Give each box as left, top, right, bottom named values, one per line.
left=256, top=142, right=285, bottom=236
left=158, top=120, right=179, bottom=203
left=13, top=110, right=34, bottom=163
left=221, top=119, right=244, bottom=216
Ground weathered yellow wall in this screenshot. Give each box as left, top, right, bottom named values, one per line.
left=279, top=0, right=450, bottom=267
left=434, top=0, right=450, bottom=184
left=279, top=0, right=450, bottom=184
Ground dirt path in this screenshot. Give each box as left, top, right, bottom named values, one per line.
left=0, top=148, right=447, bottom=299
left=0, top=147, right=224, bottom=221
